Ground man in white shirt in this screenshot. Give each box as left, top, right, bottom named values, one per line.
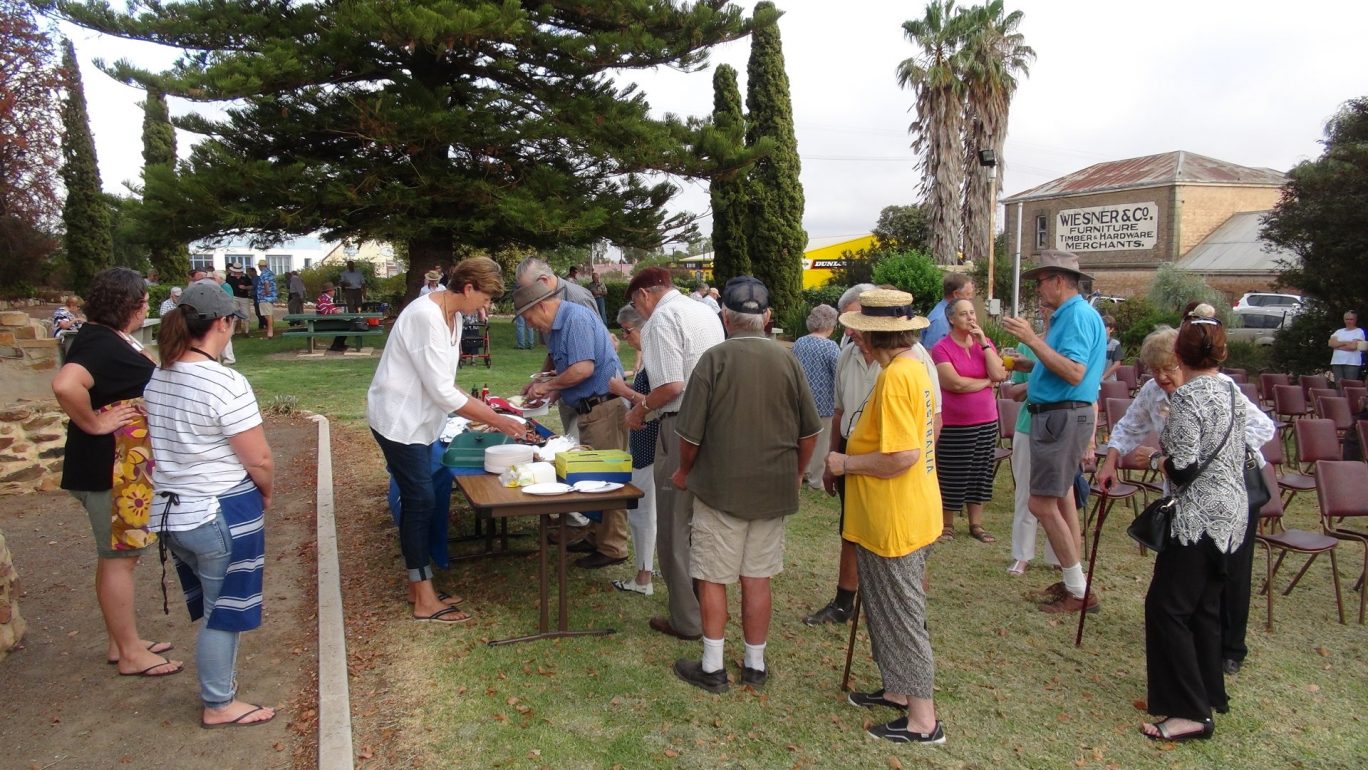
left=159, top=286, right=183, bottom=317
left=1329, top=310, right=1364, bottom=384
left=625, top=267, right=724, bottom=641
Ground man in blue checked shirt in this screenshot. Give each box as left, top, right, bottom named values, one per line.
left=255, top=259, right=278, bottom=339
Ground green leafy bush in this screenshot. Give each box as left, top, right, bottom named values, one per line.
left=871, top=250, right=941, bottom=314
left=147, top=283, right=174, bottom=316
left=801, top=284, right=846, bottom=310
left=1271, top=302, right=1335, bottom=375
left=1223, top=341, right=1270, bottom=374
left=1112, top=296, right=1179, bottom=353
left=1147, top=263, right=1229, bottom=321
left=603, top=280, right=630, bottom=327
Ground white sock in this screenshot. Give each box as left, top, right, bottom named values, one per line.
left=743, top=642, right=766, bottom=672
left=701, top=636, right=724, bottom=673
left=1061, top=563, right=1087, bottom=598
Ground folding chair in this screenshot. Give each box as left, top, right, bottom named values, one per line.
left=1342, top=385, right=1366, bottom=413
left=1114, top=364, right=1139, bottom=395
left=1260, top=436, right=1315, bottom=512
left=1306, top=387, right=1338, bottom=410
left=1315, top=460, right=1368, bottom=623
left=1274, top=385, right=1312, bottom=430
left=1358, top=420, right=1368, bottom=463
left=993, top=399, right=1020, bottom=482
left=1237, top=382, right=1264, bottom=412
left=1259, top=372, right=1291, bottom=407
left=1300, top=374, right=1330, bottom=400
left=1077, top=452, right=1145, bottom=647
left=1256, top=462, right=1345, bottom=631
left=1294, top=418, right=1342, bottom=470
left=1339, top=378, right=1365, bottom=389
left=1222, top=367, right=1248, bottom=384
left=1315, top=396, right=1354, bottom=440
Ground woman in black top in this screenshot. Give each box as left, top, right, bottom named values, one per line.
left=52, top=267, right=183, bottom=677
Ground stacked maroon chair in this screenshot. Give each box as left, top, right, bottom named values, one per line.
left=1114, top=364, right=1139, bottom=395
left=1307, top=387, right=1338, bottom=410
left=1274, top=385, right=1313, bottom=444
left=1314, top=460, right=1368, bottom=624
left=1259, top=372, right=1291, bottom=408
left=1256, top=462, right=1345, bottom=630
left=1222, top=367, right=1248, bottom=383
left=1300, top=374, right=1330, bottom=401
left=1342, top=385, right=1366, bottom=413
left=1096, top=381, right=1130, bottom=440
left=1316, top=395, right=1355, bottom=440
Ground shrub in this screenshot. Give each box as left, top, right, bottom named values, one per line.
left=871, top=250, right=941, bottom=314
left=1112, top=296, right=1179, bottom=354
left=147, top=283, right=174, bottom=316
left=602, top=280, right=630, bottom=327
left=1147, top=262, right=1229, bottom=321
left=1270, top=301, right=1336, bottom=375
left=801, top=284, right=846, bottom=310
left=1223, top=341, right=1270, bottom=374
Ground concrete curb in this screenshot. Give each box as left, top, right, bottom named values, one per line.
left=309, top=413, right=354, bottom=769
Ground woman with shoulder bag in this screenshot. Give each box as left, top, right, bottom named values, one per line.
left=1133, top=304, right=1247, bottom=742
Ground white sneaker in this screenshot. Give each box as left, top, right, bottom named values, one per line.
left=566, top=511, right=591, bottom=527
left=612, top=578, right=654, bottom=596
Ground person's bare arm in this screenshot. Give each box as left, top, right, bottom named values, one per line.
left=671, top=438, right=701, bottom=490
left=52, top=363, right=137, bottom=435
left=935, top=362, right=991, bottom=394
left=607, top=377, right=643, bottom=406
left=1001, top=316, right=1087, bottom=386
left=627, top=380, right=682, bottom=430
left=228, top=425, right=274, bottom=509
left=795, top=433, right=818, bottom=485
left=828, top=448, right=920, bottom=480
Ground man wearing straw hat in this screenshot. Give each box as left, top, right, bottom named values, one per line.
left=419, top=269, right=443, bottom=296
left=1000, top=250, right=1108, bottom=614
left=668, top=277, right=821, bottom=692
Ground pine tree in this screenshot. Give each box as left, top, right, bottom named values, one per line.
left=743, top=1, right=805, bottom=319
left=49, top=1, right=756, bottom=300
left=139, top=89, right=189, bottom=282
left=59, top=38, right=112, bottom=293
left=708, top=64, right=751, bottom=286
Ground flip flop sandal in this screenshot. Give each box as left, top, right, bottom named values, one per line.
left=1143, top=717, right=1214, bottom=742
left=201, top=705, right=277, bottom=730
left=118, top=657, right=184, bottom=677
left=412, top=606, right=473, bottom=624
left=1007, top=560, right=1028, bottom=576
left=107, top=640, right=175, bottom=665
left=937, top=527, right=955, bottom=543
left=970, top=525, right=997, bottom=543
left=407, top=591, right=465, bottom=606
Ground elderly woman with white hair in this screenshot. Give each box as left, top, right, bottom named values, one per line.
left=792, top=303, right=840, bottom=489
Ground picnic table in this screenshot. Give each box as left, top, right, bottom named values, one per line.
left=280, top=312, right=385, bottom=353
left=453, top=474, right=643, bottom=646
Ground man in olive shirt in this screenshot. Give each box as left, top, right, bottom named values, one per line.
left=670, top=276, right=821, bottom=693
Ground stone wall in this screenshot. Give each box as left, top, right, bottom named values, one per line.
left=0, top=527, right=24, bottom=659
left=0, top=401, right=66, bottom=497
left=0, top=310, right=59, bottom=373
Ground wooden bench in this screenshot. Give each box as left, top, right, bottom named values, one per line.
left=281, top=313, right=385, bottom=354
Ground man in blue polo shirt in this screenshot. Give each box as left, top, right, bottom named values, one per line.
left=516, top=280, right=630, bottom=569
left=1001, top=250, right=1107, bottom=614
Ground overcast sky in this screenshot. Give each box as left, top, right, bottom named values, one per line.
left=62, top=0, right=1368, bottom=248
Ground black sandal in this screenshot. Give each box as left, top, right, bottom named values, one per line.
left=1142, top=717, right=1214, bottom=742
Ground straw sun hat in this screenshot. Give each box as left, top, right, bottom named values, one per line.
left=838, top=288, right=930, bottom=332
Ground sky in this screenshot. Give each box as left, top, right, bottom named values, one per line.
left=59, top=0, right=1368, bottom=250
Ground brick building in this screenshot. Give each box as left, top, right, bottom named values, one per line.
left=1002, top=151, right=1290, bottom=298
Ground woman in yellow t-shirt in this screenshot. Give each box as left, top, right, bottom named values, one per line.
left=826, top=289, right=945, bottom=745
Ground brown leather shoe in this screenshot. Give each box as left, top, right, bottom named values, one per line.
left=649, top=615, right=701, bottom=641
left=1039, top=592, right=1100, bottom=614
left=1037, top=581, right=1069, bottom=603
left=574, top=552, right=627, bottom=569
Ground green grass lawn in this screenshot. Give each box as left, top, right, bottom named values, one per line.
left=236, top=320, right=1368, bottom=768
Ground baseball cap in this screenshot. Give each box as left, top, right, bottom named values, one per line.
left=722, top=276, right=769, bottom=314
left=179, top=283, right=247, bottom=320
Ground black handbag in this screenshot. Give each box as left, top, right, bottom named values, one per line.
left=1244, top=446, right=1271, bottom=513
left=1126, top=383, right=1241, bottom=552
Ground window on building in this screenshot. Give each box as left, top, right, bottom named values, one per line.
left=303, top=257, right=313, bottom=269
left=227, top=254, right=253, bottom=271
left=189, top=253, right=215, bottom=274
left=1034, top=215, right=1048, bottom=249
left=268, top=255, right=291, bottom=276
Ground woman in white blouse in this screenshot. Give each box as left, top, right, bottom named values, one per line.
left=367, top=257, right=527, bottom=624
left=1096, top=324, right=1274, bottom=682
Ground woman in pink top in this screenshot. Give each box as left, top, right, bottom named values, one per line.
left=931, top=298, right=1008, bottom=543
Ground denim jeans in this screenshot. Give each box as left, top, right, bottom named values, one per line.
left=371, top=429, right=436, bottom=582
left=166, top=514, right=239, bottom=707
left=514, top=313, right=534, bottom=349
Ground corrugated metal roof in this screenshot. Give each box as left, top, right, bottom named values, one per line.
left=1003, top=151, right=1286, bottom=203
left=1176, top=211, right=1299, bottom=273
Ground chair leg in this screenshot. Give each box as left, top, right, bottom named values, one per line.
left=1264, top=543, right=1275, bottom=632
left=1283, top=553, right=1322, bottom=595
left=1328, top=549, right=1347, bottom=625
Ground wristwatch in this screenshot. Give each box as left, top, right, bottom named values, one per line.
left=1148, top=452, right=1163, bottom=471
left=981, top=343, right=992, bottom=350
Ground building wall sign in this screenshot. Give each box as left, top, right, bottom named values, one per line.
left=1055, top=202, right=1159, bottom=252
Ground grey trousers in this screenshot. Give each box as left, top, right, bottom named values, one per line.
left=653, top=413, right=700, bottom=636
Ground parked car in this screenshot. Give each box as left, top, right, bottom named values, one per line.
left=1227, top=306, right=1293, bottom=346
left=1234, top=292, right=1304, bottom=312
left=1087, top=293, right=1126, bottom=310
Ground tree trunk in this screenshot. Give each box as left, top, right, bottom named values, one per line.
left=403, top=233, right=453, bottom=306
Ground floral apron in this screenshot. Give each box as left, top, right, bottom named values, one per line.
left=104, top=399, right=157, bottom=551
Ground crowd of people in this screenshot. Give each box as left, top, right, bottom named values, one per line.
left=46, top=249, right=1361, bottom=743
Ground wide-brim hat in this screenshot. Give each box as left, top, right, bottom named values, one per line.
left=839, top=289, right=930, bottom=332
left=424, top=270, right=442, bottom=282
left=1019, top=250, right=1093, bottom=282
left=180, top=283, right=246, bottom=320
left=227, top=263, right=244, bottom=273
left=512, top=281, right=556, bottom=316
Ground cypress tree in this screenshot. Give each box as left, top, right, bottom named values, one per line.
left=59, top=38, right=112, bottom=293
left=139, top=89, right=189, bottom=282
left=708, top=64, right=750, bottom=287
left=744, top=1, right=805, bottom=319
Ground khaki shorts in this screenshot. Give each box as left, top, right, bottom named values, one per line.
left=71, top=489, right=151, bottom=559
left=1028, top=405, right=1095, bottom=498
left=233, top=297, right=254, bottom=318
left=688, top=498, right=786, bottom=583
left=257, top=300, right=276, bottom=314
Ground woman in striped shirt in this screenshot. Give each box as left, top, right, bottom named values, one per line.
left=146, top=283, right=276, bottom=729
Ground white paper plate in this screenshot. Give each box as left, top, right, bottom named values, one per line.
left=521, top=482, right=573, bottom=496
left=572, top=480, right=624, bottom=494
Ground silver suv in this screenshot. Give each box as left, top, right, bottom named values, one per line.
left=1234, top=292, right=1303, bottom=312
left=1227, top=307, right=1293, bottom=346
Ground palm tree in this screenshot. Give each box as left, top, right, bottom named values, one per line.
left=897, top=0, right=971, bottom=266
left=960, top=1, right=1035, bottom=274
